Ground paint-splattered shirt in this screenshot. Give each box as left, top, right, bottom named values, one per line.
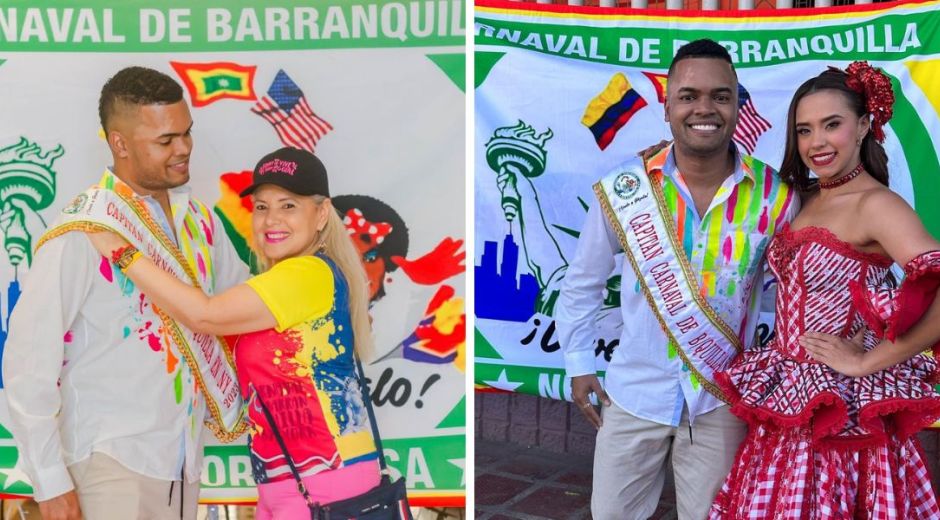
left=237, top=254, right=378, bottom=483
left=558, top=145, right=798, bottom=426
left=2, top=181, right=247, bottom=501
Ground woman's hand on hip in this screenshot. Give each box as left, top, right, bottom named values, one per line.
left=801, top=328, right=867, bottom=377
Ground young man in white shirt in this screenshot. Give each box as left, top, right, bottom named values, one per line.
left=2, top=67, right=249, bottom=520
left=557, top=40, right=797, bottom=519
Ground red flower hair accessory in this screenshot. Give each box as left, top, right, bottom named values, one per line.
left=843, top=61, right=894, bottom=143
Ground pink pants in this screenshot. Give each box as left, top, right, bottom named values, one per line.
left=255, top=460, right=382, bottom=520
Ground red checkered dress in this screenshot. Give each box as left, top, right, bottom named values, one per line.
left=709, top=224, right=940, bottom=519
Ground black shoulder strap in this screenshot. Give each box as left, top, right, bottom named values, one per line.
left=354, top=354, right=389, bottom=475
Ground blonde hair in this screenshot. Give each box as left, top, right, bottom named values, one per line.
left=253, top=195, right=375, bottom=362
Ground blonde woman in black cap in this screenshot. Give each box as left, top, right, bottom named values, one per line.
left=85, top=147, right=387, bottom=518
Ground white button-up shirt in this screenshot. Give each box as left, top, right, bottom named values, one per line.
left=557, top=147, right=797, bottom=426
left=2, top=180, right=248, bottom=501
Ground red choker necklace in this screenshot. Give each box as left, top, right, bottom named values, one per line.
left=819, top=163, right=865, bottom=190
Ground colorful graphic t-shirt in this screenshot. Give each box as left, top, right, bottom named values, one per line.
left=236, top=254, right=378, bottom=483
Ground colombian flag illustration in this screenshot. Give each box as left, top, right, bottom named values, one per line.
left=581, top=73, right=647, bottom=151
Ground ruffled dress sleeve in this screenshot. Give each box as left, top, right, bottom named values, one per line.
left=850, top=250, right=940, bottom=354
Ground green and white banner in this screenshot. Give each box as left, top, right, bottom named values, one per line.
left=474, top=0, right=940, bottom=400
left=0, top=0, right=466, bottom=506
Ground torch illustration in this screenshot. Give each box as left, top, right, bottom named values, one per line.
left=485, top=121, right=553, bottom=223
left=483, top=121, right=568, bottom=316
left=0, top=138, right=62, bottom=268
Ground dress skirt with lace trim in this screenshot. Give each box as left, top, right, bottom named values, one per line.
left=709, top=225, right=940, bottom=519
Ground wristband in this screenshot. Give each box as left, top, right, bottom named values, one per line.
left=120, top=250, right=143, bottom=272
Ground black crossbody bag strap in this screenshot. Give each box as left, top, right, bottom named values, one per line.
left=354, top=354, right=390, bottom=477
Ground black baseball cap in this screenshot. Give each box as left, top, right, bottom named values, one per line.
left=239, top=147, right=330, bottom=198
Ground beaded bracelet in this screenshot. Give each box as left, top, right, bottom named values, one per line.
left=111, top=245, right=140, bottom=271
left=110, top=244, right=133, bottom=265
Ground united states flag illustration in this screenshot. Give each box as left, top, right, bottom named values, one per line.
left=733, top=84, right=771, bottom=155
left=251, top=70, right=332, bottom=152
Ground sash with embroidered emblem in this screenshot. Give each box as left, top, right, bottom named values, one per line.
left=37, top=171, right=246, bottom=441
left=595, top=159, right=741, bottom=402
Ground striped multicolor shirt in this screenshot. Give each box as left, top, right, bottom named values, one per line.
left=558, top=144, right=797, bottom=425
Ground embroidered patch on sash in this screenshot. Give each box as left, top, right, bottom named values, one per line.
left=613, top=171, right=640, bottom=199
left=63, top=193, right=88, bottom=214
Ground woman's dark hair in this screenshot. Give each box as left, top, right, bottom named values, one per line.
left=779, top=68, right=889, bottom=191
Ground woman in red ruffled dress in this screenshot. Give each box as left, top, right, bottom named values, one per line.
left=709, top=62, right=940, bottom=519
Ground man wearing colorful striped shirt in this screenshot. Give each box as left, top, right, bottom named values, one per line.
left=557, top=39, right=797, bottom=519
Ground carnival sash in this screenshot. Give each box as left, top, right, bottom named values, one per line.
left=594, top=160, right=742, bottom=402
left=36, top=174, right=245, bottom=441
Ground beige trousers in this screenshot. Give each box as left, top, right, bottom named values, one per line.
left=591, top=402, right=746, bottom=520
left=68, top=452, right=200, bottom=520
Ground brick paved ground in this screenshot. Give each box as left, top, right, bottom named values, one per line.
left=475, top=392, right=940, bottom=520
left=475, top=438, right=678, bottom=520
